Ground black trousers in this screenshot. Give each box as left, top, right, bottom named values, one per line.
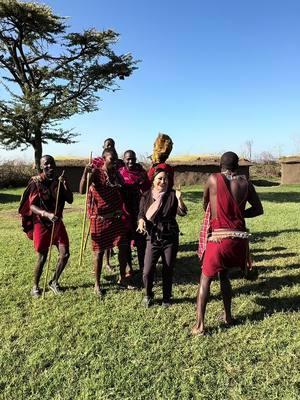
left=143, top=236, right=179, bottom=301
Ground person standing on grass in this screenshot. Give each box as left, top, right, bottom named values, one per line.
left=19, top=155, right=73, bottom=297
left=137, top=169, right=187, bottom=308
left=192, top=151, right=263, bottom=335
left=118, top=150, right=151, bottom=273
left=92, top=137, right=123, bottom=271
left=80, top=148, right=133, bottom=298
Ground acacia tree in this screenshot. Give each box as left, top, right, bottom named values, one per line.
left=0, top=0, right=137, bottom=170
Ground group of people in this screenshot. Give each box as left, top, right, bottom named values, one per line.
left=19, top=136, right=264, bottom=335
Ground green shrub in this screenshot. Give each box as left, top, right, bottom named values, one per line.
left=0, top=161, right=34, bottom=188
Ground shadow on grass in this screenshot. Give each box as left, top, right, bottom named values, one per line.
left=251, top=246, right=287, bottom=253
left=179, top=241, right=198, bottom=253
left=252, top=179, right=280, bottom=187
left=258, top=263, right=300, bottom=273
left=183, top=190, right=203, bottom=204
left=0, top=193, right=21, bottom=204
left=259, top=191, right=300, bottom=203
left=234, top=273, right=300, bottom=297
left=254, top=229, right=300, bottom=241
left=253, top=252, right=298, bottom=262
left=241, top=295, right=300, bottom=323
left=174, top=254, right=200, bottom=284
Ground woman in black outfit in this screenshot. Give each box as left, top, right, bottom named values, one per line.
left=137, top=169, right=187, bottom=307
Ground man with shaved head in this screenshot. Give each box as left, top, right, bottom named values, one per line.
left=19, top=155, right=73, bottom=296
left=192, top=151, right=263, bottom=335
left=80, top=148, right=132, bottom=297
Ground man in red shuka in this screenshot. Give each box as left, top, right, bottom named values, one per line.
left=19, top=155, right=73, bottom=297
left=192, top=151, right=263, bottom=335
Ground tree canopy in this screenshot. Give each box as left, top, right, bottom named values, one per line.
left=0, top=0, right=137, bottom=170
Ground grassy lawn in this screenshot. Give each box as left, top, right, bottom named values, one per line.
left=0, top=185, right=299, bottom=400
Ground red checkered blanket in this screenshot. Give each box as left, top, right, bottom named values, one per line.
left=197, top=204, right=211, bottom=263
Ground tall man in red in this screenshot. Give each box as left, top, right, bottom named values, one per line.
left=118, top=150, right=150, bottom=271
left=19, top=155, right=73, bottom=296
left=192, top=152, right=263, bottom=335
left=80, top=148, right=130, bottom=297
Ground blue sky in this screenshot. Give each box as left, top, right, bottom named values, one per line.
left=1, top=0, right=300, bottom=161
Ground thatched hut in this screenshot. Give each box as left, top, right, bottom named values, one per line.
left=279, top=156, right=300, bottom=184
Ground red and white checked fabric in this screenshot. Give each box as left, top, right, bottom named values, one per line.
left=197, top=204, right=211, bottom=262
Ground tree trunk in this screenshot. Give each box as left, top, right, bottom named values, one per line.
left=33, top=137, right=43, bottom=173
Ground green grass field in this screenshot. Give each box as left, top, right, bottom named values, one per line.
left=0, top=185, right=299, bottom=400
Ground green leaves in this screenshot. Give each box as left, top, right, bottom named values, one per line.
left=0, top=0, right=138, bottom=169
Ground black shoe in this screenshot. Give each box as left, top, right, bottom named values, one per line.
left=48, top=280, right=62, bottom=295
left=142, top=296, right=154, bottom=308
left=31, top=287, right=41, bottom=297
left=161, top=300, right=171, bottom=308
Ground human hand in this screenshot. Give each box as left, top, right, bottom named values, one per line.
left=45, top=212, right=58, bottom=223
left=136, top=219, right=147, bottom=234
left=175, top=185, right=182, bottom=200
left=85, top=163, right=94, bottom=175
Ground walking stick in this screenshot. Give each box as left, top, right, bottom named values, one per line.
left=83, top=221, right=91, bottom=252
left=42, top=170, right=65, bottom=299
left=79, top=152, right=92, bottom=268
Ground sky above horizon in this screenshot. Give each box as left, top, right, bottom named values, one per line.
left=1, top=0, right=300, bottom=162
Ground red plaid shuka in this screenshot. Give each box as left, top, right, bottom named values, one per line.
left=88, top=167, right=126, bottom=252
left=197, top=204, right=211, bottom=262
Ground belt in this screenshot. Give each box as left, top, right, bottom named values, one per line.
left=208, top=229, right=251, bottom=242
left=90, top=210, right=122, bottom=220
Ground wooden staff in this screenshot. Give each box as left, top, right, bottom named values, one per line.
left=42, top=170, right=65, bottom=299
left=79, top=152, right=92, bottom=268
left=83, top=221, right=90, bottom=252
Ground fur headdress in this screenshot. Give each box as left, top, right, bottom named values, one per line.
left=152, top=133, right=173, bottom=164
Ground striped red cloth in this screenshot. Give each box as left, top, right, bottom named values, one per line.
left=197, top=204, right=211, bottom=262
left=88, top=168, right=126, bottom=252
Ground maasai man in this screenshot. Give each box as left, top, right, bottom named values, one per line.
left=92, top=138, right=123, bottom=270
left=19, top=155, right=73, bottom=296
left=79, top=148, right=131, bottom=298
left=192, top=152, right=263, bottom=335
left=118, top=150, right=150, bottom=271
left=148, top=133, right=174, bottom=188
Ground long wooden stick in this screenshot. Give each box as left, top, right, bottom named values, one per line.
left=83, top=221, right=91, bottom=252
left=79, top=152, right=92, bottom=268
left=42, top=170, right=65, bottom=299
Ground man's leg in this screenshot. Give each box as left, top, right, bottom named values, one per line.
left=125, top=242, right=134, bottom=276
left=219, top=270, right=233, bottom=324
left=52, top=244, right=70, bottom=282
left=94, top=250, right=104, bottom=295
left=192, top=273, right=213, bottom=335
left=33, top=250, right=48, bottom=294
left=118, top=244, right=128, bottom=281
left=49, top=245, right=70, bottom=294
left=105, top=249, right=113, bottom=272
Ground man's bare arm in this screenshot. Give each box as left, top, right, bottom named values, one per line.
left=60, top=177, right=73, bottom=204
left=79, top=164, right=94, bottom=194
left=244, top=182, right=263, bottom=218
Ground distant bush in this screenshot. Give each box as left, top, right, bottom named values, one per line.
left=251, top=161, right=281, bottom=180
left=0, top=161, right=34, bottom=188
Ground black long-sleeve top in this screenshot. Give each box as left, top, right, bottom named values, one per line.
left=138, top=189, right=187, bottom=241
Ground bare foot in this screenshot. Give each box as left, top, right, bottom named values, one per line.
left=218, top=313, right=236, bottom=326
left=94, top=285, right=105, bottom=299
left=191, top=325, right=206, bottom=336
